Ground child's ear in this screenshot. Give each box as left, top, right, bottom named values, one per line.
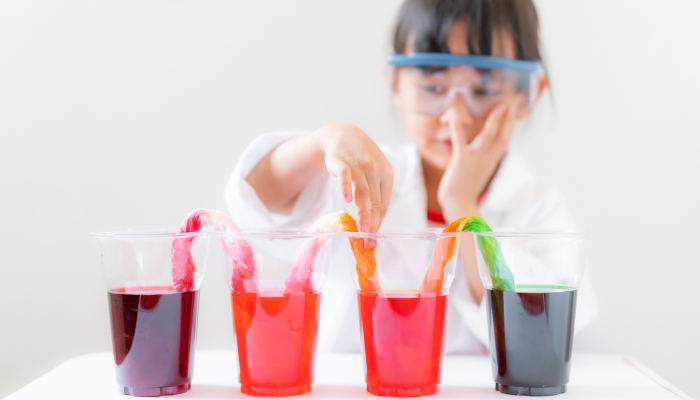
left=386, top=66, right=403, bottom=109
left=536, top=75, right=549, bottom=103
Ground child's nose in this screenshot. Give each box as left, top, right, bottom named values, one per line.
left=440, top=89, right=475, bottom=125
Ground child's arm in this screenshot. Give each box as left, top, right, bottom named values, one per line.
left=246, top=123, right=394, bottom=239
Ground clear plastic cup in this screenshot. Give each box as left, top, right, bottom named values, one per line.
left=343, top=231, right=461, bottom=397
left=92, top=228, right=210, bottom=397
left=473, top=231, right=588, bottom=396
left=218, top=231, right=335, bottom=397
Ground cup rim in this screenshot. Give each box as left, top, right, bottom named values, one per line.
left=91, top=226, right=209, bottom=238
left=217, top=230, right=341, bottom=239
left=343, top=229, right=461, bottom=239
left=218, top=228, right=461, bottom=239
left=472, top=229, right=589, bottom=238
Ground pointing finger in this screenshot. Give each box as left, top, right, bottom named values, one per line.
left=327, top=158, right=353, bottom=203
left=364, top=169, right=382, bottom=249
left=448, top=113, right=467, bottom=156
left=352, top=169, right=371, bottom=236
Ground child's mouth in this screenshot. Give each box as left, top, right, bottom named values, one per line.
left=441, top=139, right=453, bottom=150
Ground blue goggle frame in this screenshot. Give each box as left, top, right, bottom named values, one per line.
left=387, top=53, right=541, bottom=73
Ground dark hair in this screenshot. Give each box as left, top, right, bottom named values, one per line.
left=392, top=0, right=542, bottom=61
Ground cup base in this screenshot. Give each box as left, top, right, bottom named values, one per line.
left=119, top=382, right=190, bottom=397
left=495, top=383, right=566, bottom=396
left=367, top=384, right=438, bottom=397
left=240, top=384, right=312, bottom=397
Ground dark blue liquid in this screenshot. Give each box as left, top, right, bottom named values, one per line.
left=486, top=288, right=577, bottom=396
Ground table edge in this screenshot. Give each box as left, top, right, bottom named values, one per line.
left=621, top=356, right=691, bottom=400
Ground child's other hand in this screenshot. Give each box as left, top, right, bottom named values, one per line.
left=317, top=124, right=394, bottom=245
left=437, top=104, right=516, bottom=220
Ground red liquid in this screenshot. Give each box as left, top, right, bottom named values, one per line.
left=108, top=287, right=199, bottom=397
left=231, top=290, right=321, bottom=396
left=358, top=292, right=447, bottom=397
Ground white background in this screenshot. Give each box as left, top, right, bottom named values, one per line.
left=1, top=0, right=699, bottom=398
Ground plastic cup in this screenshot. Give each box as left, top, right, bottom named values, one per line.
left=343, top=231, right=461, bottom=397
left=473, top=231, right=588, bottom=396
left=92, top=228, right=209, bottom=397
left=218, top=231, right=334, bottom=396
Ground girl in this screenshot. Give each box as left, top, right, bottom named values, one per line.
left=226, top=0, right=596, bottom=354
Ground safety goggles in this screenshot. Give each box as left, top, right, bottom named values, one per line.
left=388, top=53, right=543, bottom=117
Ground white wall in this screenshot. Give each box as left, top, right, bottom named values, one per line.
left=0, top=0, right=698, bottom=398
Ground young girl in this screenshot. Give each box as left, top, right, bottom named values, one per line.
left=226, top=0, right=596, bottom=354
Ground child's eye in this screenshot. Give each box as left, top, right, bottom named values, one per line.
left=420, top=85, right=445, bottom=95
left=473, top=87, right=501, bottom=97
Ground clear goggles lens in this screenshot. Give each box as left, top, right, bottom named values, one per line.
left=389, top=53, right=542, bottom=117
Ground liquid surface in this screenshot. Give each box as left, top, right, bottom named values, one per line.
left=486, top=287, right=577, bottom=391
left=108, top=287, right=199, bottom=393
left=231, top=290, right=320, bottom=396
left=357, top=292, right=447, bottom=397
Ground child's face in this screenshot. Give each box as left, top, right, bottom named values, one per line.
left=392, top=21, right=530, bottom=171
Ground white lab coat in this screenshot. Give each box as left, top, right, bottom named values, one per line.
left=225, top=131, right=598, bottom=355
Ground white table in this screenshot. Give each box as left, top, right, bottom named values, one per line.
left=5, top=351, right=690, bottom=399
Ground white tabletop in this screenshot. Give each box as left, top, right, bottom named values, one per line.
left=5, top=351, right=690, bottom=400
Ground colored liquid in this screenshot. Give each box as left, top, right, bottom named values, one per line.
left=108, top=287, right=199, bottom=397
left=231, top=290, right=321, bottom=396
left=357, top=291, right=447, bottom=397
left=486, top=287, right=577, bottom=396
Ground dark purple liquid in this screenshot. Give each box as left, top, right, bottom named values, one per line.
left=108, top=287, right=199, bottom=396
left=486, top=288, right=577, bottom=396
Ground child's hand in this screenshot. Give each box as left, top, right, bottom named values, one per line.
left=318, top=124, right=394, bottom=244
left=437, top=104, right=516, bottom=220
